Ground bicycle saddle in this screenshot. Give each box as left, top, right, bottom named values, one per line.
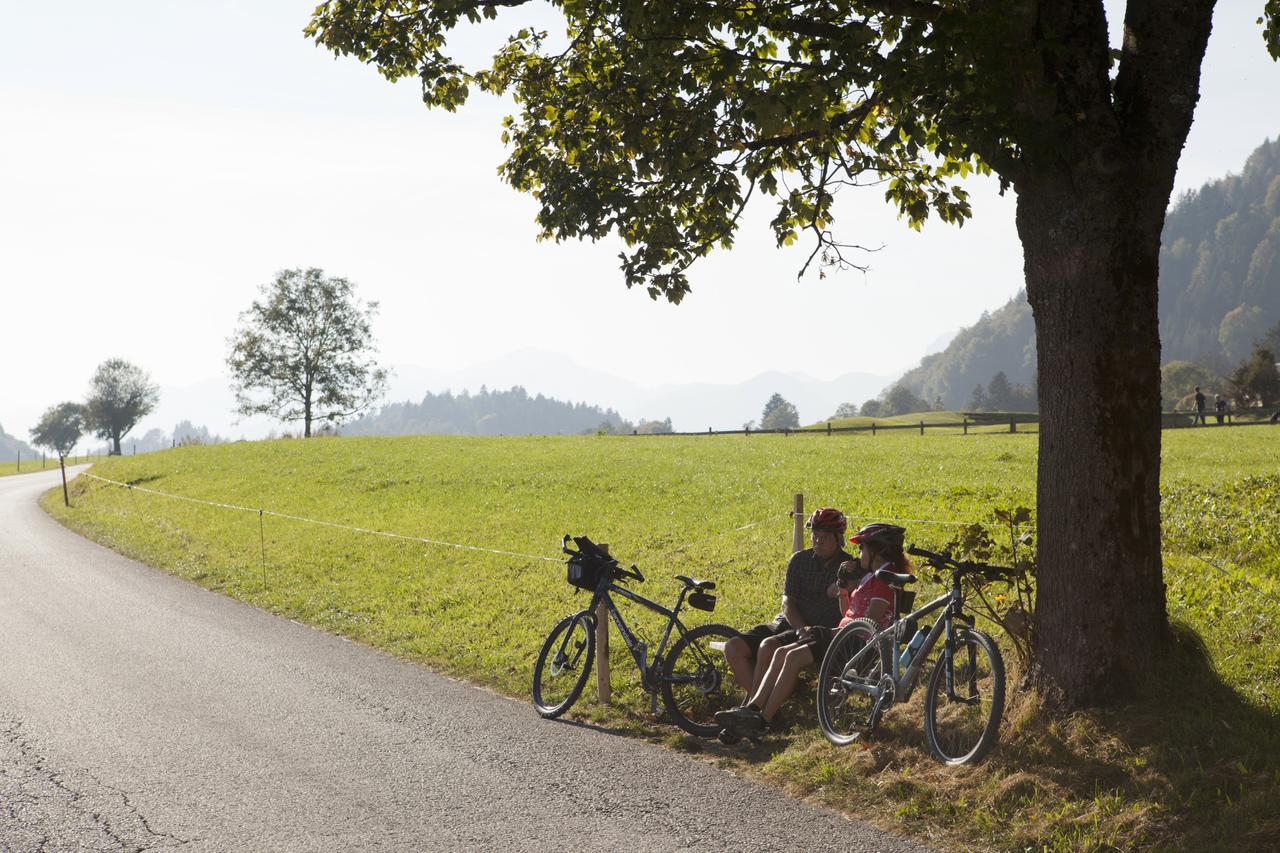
left=674, top=574, right=716, bottom=590
left=875, top=568, right=916, bottom=587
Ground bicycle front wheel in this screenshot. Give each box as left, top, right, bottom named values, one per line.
left=660, top=623, right=739, bottom=737
left=816, top=618, right=889, bottom=746
left=923, top=627, right=1005, bottom=765
left=532, top=610, right=595, bottom=718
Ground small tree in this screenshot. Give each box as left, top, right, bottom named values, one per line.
left=832, top=401, right=860, bottom=419
left=968, top=384, right=989, bottom=412
left=860, top=399, right=883, bottom=419
left=30, top=402, right=87, bottom=506
left=986, top=372, right=1014, bottom=411
left=881, top=384, right=929, bottom=417
left=85, top=359, right=159, bottom=455
left=228, top=268, right=388, bottom=437
left=760, top=393, right=799, bottom=430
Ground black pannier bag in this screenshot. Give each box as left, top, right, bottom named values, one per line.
left=566, top=535, right=616, bottom=591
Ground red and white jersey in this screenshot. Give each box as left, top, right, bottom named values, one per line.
left=838, top=571, right=896, bottom=629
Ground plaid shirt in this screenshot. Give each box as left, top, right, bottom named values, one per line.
left=782, top=547, right=849, bottom=628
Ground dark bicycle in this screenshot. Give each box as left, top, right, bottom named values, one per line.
left=531, top=535, right=739, bottom=737
left=815, top=545, right=1013, bottom=764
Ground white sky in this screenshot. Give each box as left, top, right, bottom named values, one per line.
left=2, top=0, right=1277, bottom=442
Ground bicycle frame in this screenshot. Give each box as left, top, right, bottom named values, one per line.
left=583, top=574, right=699, bottom=689
left=846, top=570, right=973, bottom=705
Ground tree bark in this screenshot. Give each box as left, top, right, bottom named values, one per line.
left=1013, top=0, right=1216, bottom=705
left=60, top=457, right=69, bottom=507
left=1019, top=176, right=1168, bottom=705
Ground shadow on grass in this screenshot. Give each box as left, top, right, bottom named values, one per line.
left=694, top=628, right=1280, bottom=851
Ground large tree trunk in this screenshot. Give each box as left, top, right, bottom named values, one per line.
left=1007, top=0, right=1217, bottom=707
left=1019, top=177, right=1168, bottom=705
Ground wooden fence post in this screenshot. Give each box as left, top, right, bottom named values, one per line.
left=963, top=415, right=968, bottom=435
left=871, top=422, right=876, bottom=437
left=827, top=421, right=832, bottom=436
left=919, top=420, right=925, bottom=435
left=596, top=543, right=611, bottom=704
left=792, top=493, right=804, bottom=554
left=1010, top=416, right=1017, bottom=434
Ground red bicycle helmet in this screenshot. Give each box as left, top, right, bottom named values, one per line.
left=849, top=522, right=906, bottom=550
left=805, top=508, right=848, bottom=534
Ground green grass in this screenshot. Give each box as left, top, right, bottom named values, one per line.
left=0, top=455, right=95, bottom=477
left=802, top=409, right=1040, bottom=435
left=44, top=429, right=1280, bottom=850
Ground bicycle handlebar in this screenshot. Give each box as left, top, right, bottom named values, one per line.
left=906, top=544, right=1018, bottom=584
left=563, top=533, right=645, bottom=584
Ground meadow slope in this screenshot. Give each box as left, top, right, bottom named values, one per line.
left=46, top=430, right=1280, bottom=850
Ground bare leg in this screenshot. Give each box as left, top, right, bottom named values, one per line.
left=751, top=634, right=785, bottom=695
left=747, top=641, right=806, bottom=711
left=723, top=636, right=754, bottom=694
left=760, top=645, right=815, bottom=721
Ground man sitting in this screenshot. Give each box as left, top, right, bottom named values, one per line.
left=721, top=507, right=850, bottom=703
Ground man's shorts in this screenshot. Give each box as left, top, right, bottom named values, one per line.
left=736, top=617, right=791, bottom=656
left=769, top=625, right=858, bottom=663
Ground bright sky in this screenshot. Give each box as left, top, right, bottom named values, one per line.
left=2, top=1, right=1277, bottom=442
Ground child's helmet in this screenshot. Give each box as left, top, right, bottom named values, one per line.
left=849, top=522, right=906, bottom=550
left=805, top=508, right=848, bottom=534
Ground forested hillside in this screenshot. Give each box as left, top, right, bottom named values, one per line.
left=1159, top=137, right=1280, bottom=366
left=343, top=385, right=666, bottom=436
left=893, top=137, right=1280, bottom=408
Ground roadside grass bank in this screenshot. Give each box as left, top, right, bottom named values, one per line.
left=44, top=431, right=1280, bottom=850
left=0, top=456, right=93, bottom=477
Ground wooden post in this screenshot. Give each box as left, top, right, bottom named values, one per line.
left=919, top=420, right=925, bottom=435
left=1010, top=415, right=1017, bottom=433
left=871, top=422, right=876, bottom=437
left=791, top=493, right=804, bottom=554
left=963, top=415, right=968, bottom=435
left=596, top=543, right=611, bottom=704
left=827, top=421, right=832, bottom=436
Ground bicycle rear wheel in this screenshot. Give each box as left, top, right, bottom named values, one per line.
left=816, top=618, right=889, bottom=746
left=532, top=610, right=595, bottom=718
left=923, top=627, right=1005, bottom=765
left=660, top=623, right=739, bottom=737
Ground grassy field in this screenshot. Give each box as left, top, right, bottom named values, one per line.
left=0, top=455, right=94, bottom=477
left=44, top=429, right=1280, bottom=850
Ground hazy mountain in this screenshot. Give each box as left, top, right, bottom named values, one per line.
left=387, top=350, right=893, bottom=431
left=0, top=422, right=37, bottom=462
left=892, top=136, right=1280, bottom=408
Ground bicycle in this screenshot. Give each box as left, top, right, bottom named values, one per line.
left=815, top=545, right=1013, bottom=765
left=531, top=535, right=739, bottom=737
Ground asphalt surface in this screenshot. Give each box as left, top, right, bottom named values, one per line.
left=0, top=467, right=932, bottom=852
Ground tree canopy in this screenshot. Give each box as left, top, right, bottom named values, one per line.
left=760, top=392, right=799, bottom=429
left=228, top=268, right=388, bottom=438
left=31, top=402, right=88, bottom=460
left=85, top=359, right=159, bottom=456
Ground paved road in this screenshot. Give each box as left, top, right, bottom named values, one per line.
left=0, top=468, right=930, bottom=852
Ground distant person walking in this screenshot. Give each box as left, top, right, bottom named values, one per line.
left=1194, top=386, right=1207, bottom=425
left=1215, top=395, right=1227, bottom=425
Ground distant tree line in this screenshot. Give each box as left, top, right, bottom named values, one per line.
left=1161, top=321, right=1280, bottom=410
left=344, top=385, right=670, bottom=436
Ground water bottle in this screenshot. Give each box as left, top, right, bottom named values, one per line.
left=899, top=628, right=929, bottom=670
